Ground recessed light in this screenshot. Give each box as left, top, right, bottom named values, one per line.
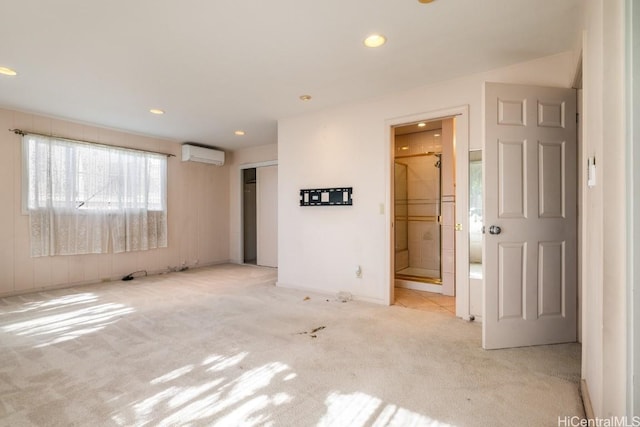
left=434, top=133, right=441, bottom=137
left=0, top=66, right=17, bottom=76
left=149, top=109, right=165, bottom=115
left=299, top=95, right=312, bottom=101
left=234, top=130, right=245, bottom=136
left=364, top=34, right=387, bottom=48
left=417, top=122, right=426, bottom=127
left=401, top=146, right=409, bottom=151
left=418, top=0, right=435, bottom=3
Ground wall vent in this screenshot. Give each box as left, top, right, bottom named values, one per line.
left=181, top=144, right=225, bottom=166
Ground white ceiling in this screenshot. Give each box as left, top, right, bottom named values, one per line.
left=0, top=0, right=583, bottom=150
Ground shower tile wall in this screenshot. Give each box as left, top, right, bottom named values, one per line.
left=406, top=155, right=440, bottom=274
left=395, top=131, right=441, bottom=157
left=395, top=131, right=442, bottom=276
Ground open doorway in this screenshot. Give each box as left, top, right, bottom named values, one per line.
left=386, top=105, right=469, bottom=318
left=242, top=168, right=257, bottom=265
left=241, top=163, right=278, bottom=268
left=392, top=118, right=456, bottom=313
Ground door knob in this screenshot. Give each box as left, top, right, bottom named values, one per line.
left=489, top=225, right=502, bottom=235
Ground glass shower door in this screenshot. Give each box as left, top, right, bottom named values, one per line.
left=394, top=154, right=443, bottom=284
left=394, top=163, right=409, bottom=273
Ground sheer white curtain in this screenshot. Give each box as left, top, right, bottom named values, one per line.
left=25, top=135, right=167, bottom=257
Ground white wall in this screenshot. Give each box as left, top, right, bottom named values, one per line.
left=278, top=51, right=578, bottom=304
left=0, top=108, right=230, bottom=296
left=227, top=144, right=278, bottom=263
left=581, top=0, right=627, bottom=417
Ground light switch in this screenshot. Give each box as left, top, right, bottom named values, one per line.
left=588, top=157, right=596, bottom=188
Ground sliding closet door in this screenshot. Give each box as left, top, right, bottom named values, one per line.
left=256, top=165, right=278, bottom=267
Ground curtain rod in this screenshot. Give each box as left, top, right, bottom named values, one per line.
left=8, top=129, right=176, bottom=158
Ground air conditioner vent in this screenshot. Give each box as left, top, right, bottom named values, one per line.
left=181, top=144, right=225, bottom=166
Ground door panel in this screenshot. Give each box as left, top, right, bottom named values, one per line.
left=498, top=242, right=525, bottom=320
left=538, top=241, right=564, bottom=317
left=257, top=165, right=278, bottom=268
left=483, top=83, right=576, bottom=349
left=498, top=140, right=526, bottom=218
left=538, top=142, right=565, bottom=218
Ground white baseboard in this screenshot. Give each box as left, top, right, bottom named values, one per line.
left=276, top=281, right=384, bottom=305
left=0, top=259, right=232, bottom=298
left=580, top=379, right=595, bottom=420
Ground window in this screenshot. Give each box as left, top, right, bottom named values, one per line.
left=23, top=134, right=168, bottom=257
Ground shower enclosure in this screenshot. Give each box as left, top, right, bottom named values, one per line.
left=394, top=152, right=443, bottom=284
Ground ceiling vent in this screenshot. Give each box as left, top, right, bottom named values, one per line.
left=181, top=144, right=225, bottom=166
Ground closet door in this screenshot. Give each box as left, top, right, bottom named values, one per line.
left=257, top=165, right=278, bottom=267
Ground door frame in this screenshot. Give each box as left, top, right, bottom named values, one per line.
left=626, top=0, right=639, bottom=413
left=239, top=160, right=278, bottom=266
left=385, top=105, right=470, bottom=319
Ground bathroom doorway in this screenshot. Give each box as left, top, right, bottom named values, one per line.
left=392, top=119, right=456, bottom=296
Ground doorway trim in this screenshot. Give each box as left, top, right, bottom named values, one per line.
left=626, top=0, right=639, bottom=414
left=239, top=160, right=278, bottom=266
left=384, top=105, right=470, bottom=319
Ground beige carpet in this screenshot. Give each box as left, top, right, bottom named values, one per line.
left=0, top=264, right=584, bottom=426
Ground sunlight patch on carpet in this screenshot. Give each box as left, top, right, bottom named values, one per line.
left=320, top=391, right=456, bottom=427
left=204, top=352, right=249, bottom=372
left=151, top=365, right=195, bottom=385
left=1, top=298, right=134, bottom=347
left=0, top=293, right=98, bottom=315
left=113, top=352, right=296, bottom=426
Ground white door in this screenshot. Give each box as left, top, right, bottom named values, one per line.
left=483, top=83, right=577, bottom=349
left=257, top=165, right=278, bottom=267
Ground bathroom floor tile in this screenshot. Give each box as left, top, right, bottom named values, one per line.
left=394, top=288, right=455, bottom=316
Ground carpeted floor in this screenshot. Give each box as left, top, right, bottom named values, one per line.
left=0, top=264, right=584, bottom=426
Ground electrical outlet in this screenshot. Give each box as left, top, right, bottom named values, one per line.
left=355, top=265, right=362, bottom=278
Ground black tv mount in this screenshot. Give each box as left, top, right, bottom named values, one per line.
left=300, top=187, right=353, bottom=206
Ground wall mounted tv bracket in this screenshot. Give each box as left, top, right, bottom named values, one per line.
left=300, top=187, right=353, bottom=206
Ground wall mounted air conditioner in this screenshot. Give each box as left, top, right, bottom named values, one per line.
left=181, top=144, right=225, bottom=166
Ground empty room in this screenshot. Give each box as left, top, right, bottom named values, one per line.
left=0, top=0, right=637, bottom=425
